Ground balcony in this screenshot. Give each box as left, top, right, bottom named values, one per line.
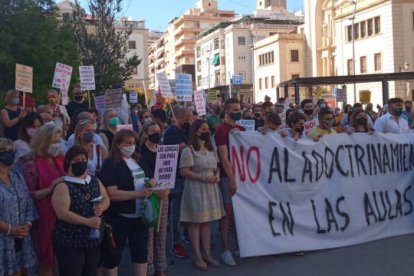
left=174, top=24, right=201, bottom=36
left=175, top=36, right=196, bottom=48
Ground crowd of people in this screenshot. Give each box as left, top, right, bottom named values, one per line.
left=0, top=84, right=412, bottom=276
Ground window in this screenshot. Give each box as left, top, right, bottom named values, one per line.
left=265, top=77, right=268, bottom=89
left=291, top=50, right=299, bottom=62
left=374, top=53, right=382, bottom=71
left=360, top=21, right=366, bottom=38
left=197, top=60, right=201, bottom=72
left=360, top=56, right=367, bottom=74
left=214, top=38, right=219, bottom=50
left=221, top=56, right=225, bottom=65
left=347, top=25, right=353, bottom=42
left=128, top=41, right=136, bottom=50
left=220, top=40, right=225, bottom=49
left=374, top=16, right=381, bottom=34
left=196, top=47, right=201, bottom=58
left=353, top=23, right=359, bottom=40
left=367, top=19, right=373, bottom=36
left=197, top=75, right=202, bottom=87
left=271, top=76, right=275, bottom=88
left=347, top=59, right=354, bottom=75
left=292, top=74, right=300, bottom=79
left=238, top=36, right=246, bottom=45
left=259, top=78, right=262, bottom=90
left=212, top=53, right=220, bottom=66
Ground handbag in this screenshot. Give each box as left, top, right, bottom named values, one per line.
left=101, top=222, right=117, bottom=256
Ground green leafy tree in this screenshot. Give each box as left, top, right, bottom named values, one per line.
left=72, top=0, right=142, bottom=95
left=0, top=0, right=80, bottom=104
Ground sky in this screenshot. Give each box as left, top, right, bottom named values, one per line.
left=72, top=0, right=304, bottom=31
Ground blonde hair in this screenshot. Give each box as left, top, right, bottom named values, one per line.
left=74, top=119, right=94, bottom=145
left=31, top=124, right=62, bottom=157
left=5, top=90, right=19, bottom=105
left=0, top=138, right=16, bottom=152
left=47, top=89, right=59, bottom=98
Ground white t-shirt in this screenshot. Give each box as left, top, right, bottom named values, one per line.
left=119, top=157, right=146, bottom=218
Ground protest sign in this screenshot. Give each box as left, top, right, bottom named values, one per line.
left=359, top=90, right=371, bottom=104
left=154, top=145, right=180, bottom=190
left=230, top=132, right=414, bottom=258
left=175, top=74, right=193, bottom=102
left=116, top=124, right=133, bottom=132
left=237, top=120, right=255, bottom=132
left=334, top=88, right=347, bottom=102
left=194, top=90, right=207, bottom=116
left=156, top=73, right=174, bottom=98
left=304, top=118, right=318, bottom=136
left=79, top=66, right=96, bottom=91
left=94, top=95, right=106, bottom=114
left=129, top=92, right=138, bottom=104
left=52, top=62, right=72, bottom=89
left=105, top=88, right=123, bottom=109
left=169, top=79, right=176, bottom=96
left=15, top=64, right=33, bottom=93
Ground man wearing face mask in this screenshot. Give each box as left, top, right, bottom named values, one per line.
left=67, top=85, right=88, bottom=119
left=374, top=98, right=410, bottom=133
left=402, top=100, right=413, bottom=127
left=300, top=99, right=317, bottom=122
left=214, top=98, right=245, bottom=266
left=162, top=107, right=191, bottom=258
left=307, top=108, right=337, bottom=141
left=100, top=108, right=119, bottom=151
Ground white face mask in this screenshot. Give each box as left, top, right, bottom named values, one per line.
left=120, top=145, right=136, bottom=158
left=47, top=143, right=61, bottom=157
left=144, top=118, right=153, bottom=123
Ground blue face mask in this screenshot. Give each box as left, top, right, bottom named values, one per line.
left=82, top=132, right=94, bottom=143
left=0, top=150, right=15, bottom=166
left=11, top=98, right=19, bottom=105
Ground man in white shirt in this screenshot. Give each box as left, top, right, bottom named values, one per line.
left=373, top=98, right=410, bottom=134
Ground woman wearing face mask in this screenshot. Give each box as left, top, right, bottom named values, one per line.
left=0, top=138, right=38, bottom=276
left=14, top=112, right=43, bottom=163
left=74, top=120, right=108, bottom=176
left=21, top=124, right=65, bottom=276
left=180, top=119, right=225, bottom=271
left=100, top=109, right=119, bottom=151
left=99, top=129, right=154, bottom=276
left=52, top=146, right=110, bottom=276
left=346, top=110, right=375, bottom=134
left=47, top=89, right=71, bottom=128
left=285, top=112, right=306, bottom=140
left=1, top=90, right=27, bottom=141
left=140, top=110, right=153, bottom=127
left=138, top=122, right=170, bottom=276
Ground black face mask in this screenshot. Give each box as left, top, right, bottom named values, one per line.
left=199, top=132, right=210, bottom=141
left=356, top=118, right=367, bottom=125
left=296, top=126, right=305, bottom=134
left=181, top=122, right=191, bottom=130
left=148, top=133, right=161, bottom=144
left=71, top=161, right=88, bottom=177
left=406, top=107, right=412, bottom=112
left=0, top=151, right=15, bottom=167
left=74, top=95, right=83, bottom=101
left=254, top=113, right=261, bottom=118
left=304, top=109, right=314, bottom=115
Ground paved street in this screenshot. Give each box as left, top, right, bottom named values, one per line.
left=119, top=231, right=414, bottom=276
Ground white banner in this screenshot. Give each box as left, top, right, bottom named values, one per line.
left=194, top=90, right=206, bottom=116
left=154, top=145, right=179, bottom=190
left=237, top=120, right=255, bottom=132
left=156, top=73, right=174, bottom=98
left=79, top=66, right=95, bottom=91
left=230, top=132, right=414, bottom=258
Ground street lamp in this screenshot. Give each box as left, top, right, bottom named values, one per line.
left=349, top=0, right=357, bottom=104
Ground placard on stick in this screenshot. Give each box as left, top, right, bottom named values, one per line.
left=156, top=73, right=174, bottom=98
left=79, top=66, right=96, bottom=91
left=154, top=145, right=179, bottom=190
left=15, top=64, right=33, bottom=93
left=175, top=74, right=193, bottom=102
left=194, top=90, right=207, bottom=116
left=105, top=88, right=123, bottom=109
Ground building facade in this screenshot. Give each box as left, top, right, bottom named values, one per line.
left=304, top=0, right=414, bottom=105
left=148, top=0, right=235, bottom=89
left=195, top=1, right=303, bottom=103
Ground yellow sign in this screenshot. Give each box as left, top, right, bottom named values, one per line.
left=359, top=90, right=371, bottom=104
left=15, top=64, right=33, bottom=93
left=208, top=89, right=218, bottom=103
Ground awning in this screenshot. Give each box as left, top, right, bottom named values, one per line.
left=212, top=53, right=220, bottom=66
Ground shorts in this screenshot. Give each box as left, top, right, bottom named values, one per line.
left=102, top=215, right=149, bottom=269
left=219, top=177, right=232, bottom=204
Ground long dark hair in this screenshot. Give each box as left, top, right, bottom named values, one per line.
left=64, top=146, right=89, bottom=172
left=18, top=112, right=43, bottom=143
left=351, top=109, right=370, bottom=132
left=188, top=119, right=213, bottom=152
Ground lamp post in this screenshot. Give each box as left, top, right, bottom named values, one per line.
left=349, top=0, right=357, bottom=104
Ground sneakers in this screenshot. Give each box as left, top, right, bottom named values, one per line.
left=221, top=250, right=237, bottom=266
left=174, top=244, right=188, bottom=258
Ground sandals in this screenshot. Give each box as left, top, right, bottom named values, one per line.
left=193, top=258, right=208, bottom=271
left=203, top=256, right=221, bottom=267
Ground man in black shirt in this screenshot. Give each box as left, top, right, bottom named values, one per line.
left=67, top=85, right=88, bottom=119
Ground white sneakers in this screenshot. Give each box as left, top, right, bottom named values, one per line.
left=221, top=250, right=237, bottom=266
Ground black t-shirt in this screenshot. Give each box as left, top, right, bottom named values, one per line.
left=140, top=144, right=157, bottom=177
left=67, top=101, right=88, bottom=119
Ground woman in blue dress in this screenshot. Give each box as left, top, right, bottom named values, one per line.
left=0, top=138, right=37, bottom=275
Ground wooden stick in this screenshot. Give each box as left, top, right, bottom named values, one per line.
left=22, top=92, right=26, bottom=109
left=157, top=199, right=163, bottom=233
left=88, top=90, right=91, bottom=108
